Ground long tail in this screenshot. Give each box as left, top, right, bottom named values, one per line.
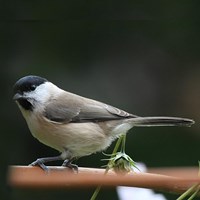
left=128, top=117, right=194, bottom=127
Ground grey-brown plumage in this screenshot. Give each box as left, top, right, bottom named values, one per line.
left=13, top=75, right=195, bottom=170
left=44, top=94, right=135, bottom=123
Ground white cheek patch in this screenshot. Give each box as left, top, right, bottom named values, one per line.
left=28, top=84, right=50, bottom=103
left=24, top=82, right=60, bottom=104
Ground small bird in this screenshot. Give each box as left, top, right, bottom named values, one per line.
left=13, top=75, right=194, bottom=171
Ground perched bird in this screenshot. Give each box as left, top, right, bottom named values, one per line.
left=13, top=75, right=194, bottom=170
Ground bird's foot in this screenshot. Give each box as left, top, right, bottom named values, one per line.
left=29, top=159, right=49, bottom=171
left=62, top=159, right=78, bottom=173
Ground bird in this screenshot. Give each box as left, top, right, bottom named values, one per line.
left=13, top=75, right=194, bottom=171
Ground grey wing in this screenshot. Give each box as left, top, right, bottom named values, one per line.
left=44, top=101, right=80, bottom=123
left=72, top=104, right=136, bottom=122
left=44, top=98, right=136, bottom=123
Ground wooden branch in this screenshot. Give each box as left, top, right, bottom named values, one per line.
left=7, top=166, right=200, bottom=195
left=148, top=167, right=199, bottom=178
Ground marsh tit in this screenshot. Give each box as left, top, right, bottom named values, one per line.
left=13, top=75, right=194, bottom=170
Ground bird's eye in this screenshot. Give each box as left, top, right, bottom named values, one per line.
left=30, top=85, right=36, bottom=91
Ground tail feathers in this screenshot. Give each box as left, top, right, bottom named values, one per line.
left=129, top=117, right=194, bottom=127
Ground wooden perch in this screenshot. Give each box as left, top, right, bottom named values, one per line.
left=7, top=166, right=200, bottom=195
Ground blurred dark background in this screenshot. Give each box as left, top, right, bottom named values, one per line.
left=1, top=1, right=200, bottom=200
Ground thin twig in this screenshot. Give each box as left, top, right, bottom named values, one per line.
left=90, top=135, right=124, bottom=200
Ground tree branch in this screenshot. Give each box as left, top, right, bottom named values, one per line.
left=7, top=166, right=200, bottom=195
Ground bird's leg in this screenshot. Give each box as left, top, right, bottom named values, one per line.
left=29, top=155, right=64, bottom=171
left=62, top=158, right=78, bottom=172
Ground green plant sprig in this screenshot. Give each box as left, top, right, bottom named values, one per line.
left=90, top=134, right=139, bottom=200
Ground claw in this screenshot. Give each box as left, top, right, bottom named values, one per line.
left=28, top=154, right=64, bottom=171
left=29, top=159, right=49, bottom=171
left=62, top=159, right=78, bottom=173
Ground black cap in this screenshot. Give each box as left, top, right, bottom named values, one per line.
left=13, top=75, right=48, bottom=94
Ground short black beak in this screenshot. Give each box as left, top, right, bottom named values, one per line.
left=13, top=93, right=33, bottom=110
left=13, top=93, right=22, bottom=101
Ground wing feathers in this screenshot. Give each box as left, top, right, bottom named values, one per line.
left=44, top=93, right=133, bottom=123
